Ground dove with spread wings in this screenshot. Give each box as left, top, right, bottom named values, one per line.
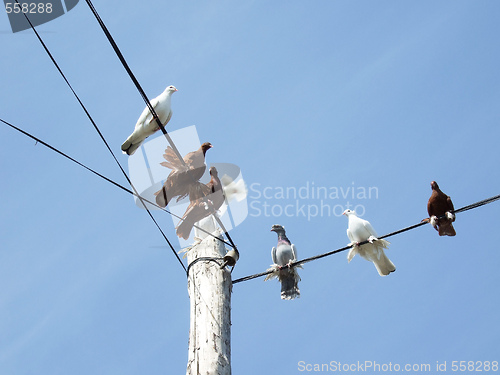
left=154, top=142, right=213, bottom=208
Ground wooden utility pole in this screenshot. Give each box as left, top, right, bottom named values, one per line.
left=186, top=226, right=232, bottom=375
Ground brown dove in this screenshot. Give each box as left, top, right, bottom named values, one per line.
left=154, top=142, right=213, bottom=207
left=427, top=181, right=456, bottom=236
left=175, top=167, right=225, bottom=240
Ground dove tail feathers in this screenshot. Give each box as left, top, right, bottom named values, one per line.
left=353, top=242, right=395, bottom=276
left=176, top=218, right=195, bottom=240
left=264, top=265, right=301, bottom=300
left=121, top=139, right=142, bottom=156
left=373, top=252, right=396, bottom=276
left=438, top=223, right=456, bottom=236
left=281, top=279, right=300, bottom=300
left=279, top=268, right=301, bottom=300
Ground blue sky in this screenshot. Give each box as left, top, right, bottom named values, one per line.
left=1, top=1, right=500, bottom=374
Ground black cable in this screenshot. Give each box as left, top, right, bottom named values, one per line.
left=453, top=194, right=500, bottom=214
left=0, top=117, right=235, bottom=249
left=82, top=0, right=240, bottom=253
left=16, top=4, right=187, bottom=272
left=232, top=196, right=500, bottom=284
left=186, top=257, right=224, bottom=276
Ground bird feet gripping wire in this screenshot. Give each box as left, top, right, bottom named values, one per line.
left=277, top=260, right=294, bottom=270
left=430, top=215, right=438, bottom=229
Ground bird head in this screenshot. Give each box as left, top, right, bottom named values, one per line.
left=201, top=142, right=213, bottom=155
left=342, top=209, right=356, bottom=217
left=209, top=166, right=218, bottom=177
left=430, top=181, right=439, bottom=190
left=166, top=85, right=178, bottom=93
left=270, top=224, right=285, bottom=234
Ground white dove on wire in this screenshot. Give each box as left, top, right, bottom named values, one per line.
left=343, top=209, right=396, bottom=276
left=121, top=85, right=177, bottom=155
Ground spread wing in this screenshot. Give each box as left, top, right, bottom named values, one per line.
left=160, top=146, right=186, bottom=171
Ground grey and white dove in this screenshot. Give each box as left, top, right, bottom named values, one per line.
left=265, top=224, right=301, bottom=300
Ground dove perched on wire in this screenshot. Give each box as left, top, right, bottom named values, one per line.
left=176, top=167, right=225, bottom=240
left=265, top=225, right=301, bottom=300
left=427, top=181, right=456, bottom=236
left=343, top=209, right=395, bottom=276
left=154, top=142, right=213, bottom=207
left=121, top=85, right=177, bottom=155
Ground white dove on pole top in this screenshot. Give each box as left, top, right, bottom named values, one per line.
left=121, top=85, right=177, bottom=156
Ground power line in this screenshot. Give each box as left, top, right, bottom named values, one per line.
left=16, top=3, right=187, bottom=272
left=232, top=194, right=500, bottom=284
left=83, top=0, right=239, bottom=253
left=0, top=117, right=235, bottom=250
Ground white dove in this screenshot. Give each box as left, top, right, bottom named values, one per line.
left=343, top=209, right=395, bottom=276
left=121, top=85, right=177, bottom=155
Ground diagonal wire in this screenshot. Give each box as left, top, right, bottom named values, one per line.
left=232, top=195, right=500, bottom=284
left=16, top=2, right=186, bottom=272
left=0, top=117, right=234, bottom=249
left=83, top=0, right=239, bottom=252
